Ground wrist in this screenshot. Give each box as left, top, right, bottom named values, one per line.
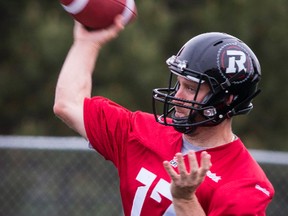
left=172, top=194, right=200, bottom=209
left=173, top=195, right=206, bottom=216
left=73, top=39, right=102, bottom=52
left=173, top=194, right=197, bottom=203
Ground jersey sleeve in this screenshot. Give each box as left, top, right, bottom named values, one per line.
left=208, top=179, right=274, bottom=216
left=83, top=96, right=133, bottom=166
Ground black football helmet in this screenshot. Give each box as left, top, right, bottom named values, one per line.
left=152, top=32, right=261, bottom=134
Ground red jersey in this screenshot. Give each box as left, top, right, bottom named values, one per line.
left=84, top=97, right=274, bottom=216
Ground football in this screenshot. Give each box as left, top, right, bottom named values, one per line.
left=60, top=0, right=137, bottom=30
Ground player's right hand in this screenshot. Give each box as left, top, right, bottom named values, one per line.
left=73, top=15, right=125, bottom=49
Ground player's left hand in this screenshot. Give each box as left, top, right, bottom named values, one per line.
left=163, top=151, right=212, bottom=200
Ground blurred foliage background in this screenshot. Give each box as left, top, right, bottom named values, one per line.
left=0, top=0, right=287, bottom=150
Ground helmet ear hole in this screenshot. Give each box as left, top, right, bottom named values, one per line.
left=225, top=95, right=234, bottom=106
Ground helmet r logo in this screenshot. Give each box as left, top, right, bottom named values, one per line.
left=217, top=43, right=253, bottom=77
left=226, top=50, right=247, bottom=73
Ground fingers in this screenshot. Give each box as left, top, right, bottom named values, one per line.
left=163, top=151, right=212, bottom=200
left=187, top=151, right=199, bottom=174
left=114, top=15, right=125, bottom=30
left=175, top=153, right=188, bottom=178
left=73, top=15, right=125, bottom=47
left=163, top=161, right=178, bottom=182
left=200, top=151, right=212, bottom=170
left=164, top=151, right=212, bottom=183
left=102, top=15, right=124, bottom=39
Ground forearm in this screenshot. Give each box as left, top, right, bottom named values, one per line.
left=55, top=40, right=100, bottom=106
left=173, top=195, right=206, bottom=216
left=54, top=40, right=100, bottom=136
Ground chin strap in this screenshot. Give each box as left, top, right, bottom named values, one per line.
left=226, top=89, right=261, bottom=118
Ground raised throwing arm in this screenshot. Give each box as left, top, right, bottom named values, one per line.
left=53, top=17, right=124, bottom=138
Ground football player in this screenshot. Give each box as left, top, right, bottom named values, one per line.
left=54, top=17, right=274, bottom=215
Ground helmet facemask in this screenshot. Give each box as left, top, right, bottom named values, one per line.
left=152, top=56, right=260, bottom=134
left=153, top=56, right=223, bottom=134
